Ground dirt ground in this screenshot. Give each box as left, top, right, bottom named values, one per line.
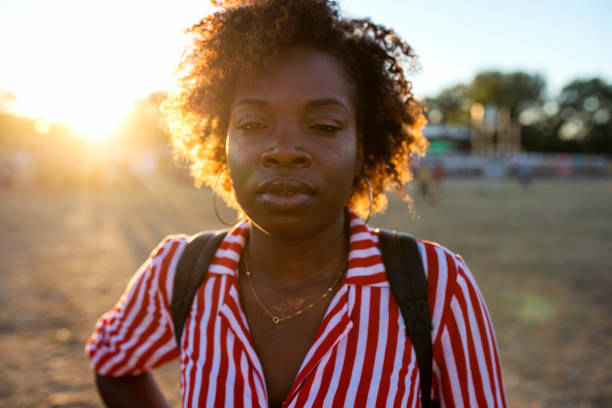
left=1, top=177, right=611, bottom=407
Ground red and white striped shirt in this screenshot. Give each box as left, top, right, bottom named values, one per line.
left=86, top=210, right=507, bottom=407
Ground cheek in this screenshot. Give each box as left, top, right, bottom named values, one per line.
left=323, top=141, right=359, bottom=189
left=226, top=135, right=251, bottom=199
left=226, top=133, right=252, bottom=175
left=226, top=133, right=239, bottom=167
left=332, top=139, right=359, bottom=171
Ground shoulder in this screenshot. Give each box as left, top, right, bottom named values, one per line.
left=148, top=234, right=190, bottom=279
left=128, top=234, right=190, bottom=306
left=148, top=234, right=190, bottom=262
left=142, top=233, right=193, bottom=281
left=86, top=234, right=189, bottom=375
left=415, top=239, right=465, bottom=281
left=372, top=229, right=464, bottom=284
left=369, top=228, right=467, bottom=286
left=372, top=228, right=469, bottom=296
left=416, top=238, right=479, bottom=299
left=415, top=239, right=477, bottom=340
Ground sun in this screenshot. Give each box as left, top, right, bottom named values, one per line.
left=0, top=0, right=165, bottom=143
left=11, top=83, right=136, bottom=142
left=1, top=0, right=220, bottom=144
left=56, top=96, right=134, bottom=142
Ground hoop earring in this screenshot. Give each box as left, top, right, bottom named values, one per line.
left=364, top=177, right=373, bottom=225
left=213, top=172, right=241, bottom=226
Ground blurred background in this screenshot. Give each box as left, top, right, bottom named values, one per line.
left=1, top=0, right=611, bottom=407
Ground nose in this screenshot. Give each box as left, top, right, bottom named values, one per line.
left=261, top=147, right=312, bottom=168
left=261, top=129, right=312, bottom=168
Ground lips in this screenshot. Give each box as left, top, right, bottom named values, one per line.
left=256, top=178, right=316, bottom=194
left=256, top=177, right=316, bottom=210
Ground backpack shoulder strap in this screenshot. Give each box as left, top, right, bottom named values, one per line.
left=377, top=229, right=437, bottom=408
left=170, top=229, right=228, bottom=347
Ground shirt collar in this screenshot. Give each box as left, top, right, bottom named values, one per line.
left=344, top=208, right=389, bottom=287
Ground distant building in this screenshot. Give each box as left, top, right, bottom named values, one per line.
left=423, top=124, right=471, bottom=154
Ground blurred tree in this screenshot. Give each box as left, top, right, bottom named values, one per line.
left=466, top=71, right=546, bottom=119
left=424, top=84, right=471, bottom=127
left=424, top=71, right=546, bottom=127
left=553, top=78, right=612, bottom=153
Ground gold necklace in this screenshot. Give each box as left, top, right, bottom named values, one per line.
left=242, top=253, right=347, bottom=324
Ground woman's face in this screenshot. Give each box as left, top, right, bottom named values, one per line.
left=226, top=47, right=362, bottom=237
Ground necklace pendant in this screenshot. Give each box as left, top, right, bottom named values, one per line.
left=272, top=316, right=281, bottom=324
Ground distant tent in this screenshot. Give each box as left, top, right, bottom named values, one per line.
left=423, top=124, right=470, bottom=154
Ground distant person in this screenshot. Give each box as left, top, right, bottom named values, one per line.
left=86, top=1, right=507, bottom=407
left=432, top=162, right=445, bottom=204
left=417, top=165, right=432, bottom=199
left=518, top=164, right=533, bottom=187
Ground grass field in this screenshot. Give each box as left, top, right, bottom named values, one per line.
left=1, top=177, right=610, bottom=407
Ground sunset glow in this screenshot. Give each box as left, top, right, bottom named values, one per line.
left=13, top=84, right=135, bottom=141
left=1, top=0, right=611, bottom=142
left=0, top=0, right=216, bottom=141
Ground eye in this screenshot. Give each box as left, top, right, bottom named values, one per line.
left=310, top=123, right=342, bottom=133
left=309, top=119, right=342, bottom=134
left=236, top=115, right=268, bottom=131
left=238, top=121, right=268, bottom=131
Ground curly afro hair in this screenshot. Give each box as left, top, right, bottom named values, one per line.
left=162, top=0, right=428, bottom=218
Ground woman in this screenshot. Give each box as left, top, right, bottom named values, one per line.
left=86, top=0, right=507, bottom=407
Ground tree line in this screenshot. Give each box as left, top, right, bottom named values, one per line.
left=2, top=75, right=611, bottom=155
left=423, top=72, right=612, bottom=154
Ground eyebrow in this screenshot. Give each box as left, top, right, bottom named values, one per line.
left=232, top=98, right=349, bottom=113
left=232, top=99, right=268, bottom=109
left=305, top=98, right=349, bottom=113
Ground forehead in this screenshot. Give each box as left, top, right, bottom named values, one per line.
left=232, top=47, right=354, bottom=109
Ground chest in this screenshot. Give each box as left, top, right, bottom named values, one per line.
left=179, top=276, right=418, bottom=408
left=239, top=282, right=336, bottom=408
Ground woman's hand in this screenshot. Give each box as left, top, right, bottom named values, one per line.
left=95, top=372, right=171, bottom=408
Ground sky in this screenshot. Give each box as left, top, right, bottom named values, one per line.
left=0, top=0, right=610, bottom=139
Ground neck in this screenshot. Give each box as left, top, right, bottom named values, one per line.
left=245, top=213, right=349, bottom=290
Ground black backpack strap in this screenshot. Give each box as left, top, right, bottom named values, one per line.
left=378, top=229, right=438, bottom=408
left=170, top=229, right=228, bottom=347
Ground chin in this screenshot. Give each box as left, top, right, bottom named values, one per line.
left=249, top=212, right=315, bottom=237
left=246, top=207, right=345, bottom=239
